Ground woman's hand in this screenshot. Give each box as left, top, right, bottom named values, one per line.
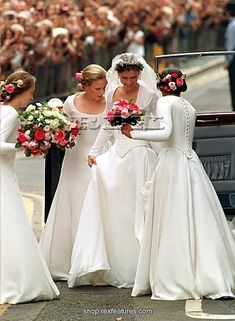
left=121, top=123, right=133, bottom=138
left=88, top=154, right=97, bottom=167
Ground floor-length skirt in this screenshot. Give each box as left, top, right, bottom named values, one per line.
left=68, top=144, right=158, bottom=288
left=132, top=148, right=235, bottom=300
left=0, top=158, right=59, bottom=304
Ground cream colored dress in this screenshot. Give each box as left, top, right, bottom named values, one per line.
left=0, top=105, right=59, bottom=304
left=131, top=96, right=235, bottom=300
left=39, top=94, right=107, bottom=280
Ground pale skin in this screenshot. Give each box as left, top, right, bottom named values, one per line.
left=88, top=69, right=140, bottom=167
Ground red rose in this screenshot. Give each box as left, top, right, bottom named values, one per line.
left=171, top=72, right=178, bottom=79
left=54, top=129, right=66, bottom=141
left=34, top=130, right=45, bottom=141
left=71, top=128, right=79, bottom=136
left=17, top=132, right=27, bottom=143
left=31, top=148, right=42, bottom=155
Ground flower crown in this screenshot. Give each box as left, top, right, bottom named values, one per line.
left=0, top=79, right=24, bottom=101
left=157, top=72, right=186, bottom=92
left=114, top=54, right=144, bottom=73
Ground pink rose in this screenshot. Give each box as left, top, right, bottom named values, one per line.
left=117, top=100, right=128, bottom=108
left=75, top=72, right=82, bottom=81
left=5, top=84, right=15, bottom=94
left=107, top=111, right=115, bottom=121
left=129, top=103, right=140, bottom=112
left=176, top=78, right=184, bottom=87
left=121, top=108, right=130, bottom=118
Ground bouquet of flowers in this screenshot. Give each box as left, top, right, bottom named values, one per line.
left=106, top=99, right=145, bottom=126
left=16, top=101, right=80, bottom=157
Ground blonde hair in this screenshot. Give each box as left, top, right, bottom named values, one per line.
left=78, top=64, right=106, bottom=88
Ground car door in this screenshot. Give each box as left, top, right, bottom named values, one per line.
left=155, top=51, right=235, bottom=214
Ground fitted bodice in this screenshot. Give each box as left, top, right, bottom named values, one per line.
left=159, top=97, right=196, bottom=158
left=106, top=83, right=159, bottom=156
left=63, top=94, right=107, bottom=158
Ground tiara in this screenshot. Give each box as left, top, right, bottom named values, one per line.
left=114, top=54, right=144, bottom=72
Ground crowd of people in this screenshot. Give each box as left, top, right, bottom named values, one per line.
left=1, top=0, right=235, bottom=307
left=0, top=0, right=229, bottom=97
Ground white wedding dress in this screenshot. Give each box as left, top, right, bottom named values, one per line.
left=39, top=94, right=107, bottom=280
left=130, top=96, right=235, bottom=300
left=0, top=105, right=59, bottom=304
left=68, top=83, right=159, bottom=288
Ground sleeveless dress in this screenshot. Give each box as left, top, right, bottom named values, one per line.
left=39, top=94, right=107, bottom=280
left=68, top=83, right=159, bottom=288
left=0, top=105, right=59, bottom=304
left=130, top=96, right=235, bottom=300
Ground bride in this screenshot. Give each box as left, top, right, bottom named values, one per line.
left=68, top=53, right=160, bottom=289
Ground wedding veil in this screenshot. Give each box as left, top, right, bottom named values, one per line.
left=105, top=53, right=160, bottom=95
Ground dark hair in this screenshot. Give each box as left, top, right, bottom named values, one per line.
left=116, top=64, right=143, bottom=73
left=225, top=0, right=235, bottom=16
left=157, top=68, right=187, bottom=95
left=0, top=70, right=35, bottom=102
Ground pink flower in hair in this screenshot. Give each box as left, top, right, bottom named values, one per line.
left=75, top=72, right=82, bottom=81
left=176, top=78, right=184, bottom=87
left=5, top=84, right=15, bottom=94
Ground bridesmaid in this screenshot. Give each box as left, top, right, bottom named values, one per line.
left=122, top=68, right=235, bottom=300
left=0, top=70, right=59, bottom=304
left=39, top=64, right=107, bottom=280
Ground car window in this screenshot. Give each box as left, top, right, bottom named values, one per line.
left=155, top=51, right=235, bottom=113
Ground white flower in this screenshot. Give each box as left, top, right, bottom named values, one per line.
left=36, top=103, right=42, bottom=107
left=43, top=125, right=51, bottom=131
left=169, top=82, right=177, bottom=90
left=24, top=130, right=31, bottom=140
left=50, top=119, right=60, bottom=128
left=17, top=79, right=23, bottom=87
left=52, top=110, right=60, bottom=118
left=43, top=110, right=53, bottom=117
left=26, top=104, right=36, bottom=112
left=28, top=115, right=33, bottom=121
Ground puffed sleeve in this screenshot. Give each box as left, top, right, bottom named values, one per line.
left=89, top=122, right=114, bottom=157
left=131, top=97, right=173, bottom=142
left=0, top=108, right=18, bottom=154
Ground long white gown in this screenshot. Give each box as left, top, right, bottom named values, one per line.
left=39, top=94, right=107, bottom=280
left=0, top=105, right=59, bottom=304
left=68, top=83, right=159, bottom=288
left=130, top=96, right=235, bottom=300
